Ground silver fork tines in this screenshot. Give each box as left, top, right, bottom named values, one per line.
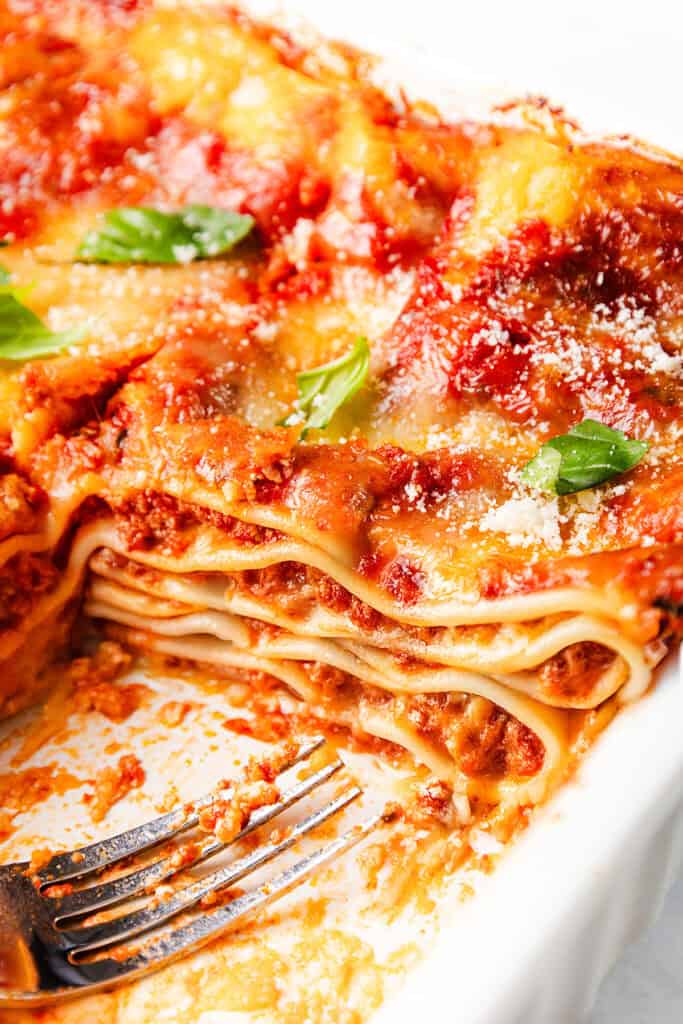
left=41, top=735, right=326, bottom=887
left=0, top=738, right=385, bottom=1007
left=53, top=744, right=339, bottom=923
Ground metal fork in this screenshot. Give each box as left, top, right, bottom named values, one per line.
left=0, top=736, right=385, bottom=1007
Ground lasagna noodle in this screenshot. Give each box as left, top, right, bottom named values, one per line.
left=2, top=517, right=649, bottom=706
left=0, top=513, right=655, bottom=804
left=76, top=518, right=651, bottom=706
left=103, top=621, right=568, bottom=810
left=77, top=538, right=628, bottom=810
left=0, top=491, right=652, bottom=629
left=86, top=553, right=648, bottom=707
left=66, top=506, right=656, bottom=806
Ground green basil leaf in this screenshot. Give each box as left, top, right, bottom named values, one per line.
left=0, top=263, right=10, bottom=286
left=520, top=445, right=562, bottom=493
left=76, top=205, right=254, bottom=264
left=280, top=336, right=370, bottom=437
left=0, top=291, right=84, bottom=361
left=521, top=418, right=648, bottom=495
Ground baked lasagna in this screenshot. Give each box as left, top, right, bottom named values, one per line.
left=0, top=0, right=681, bottom=832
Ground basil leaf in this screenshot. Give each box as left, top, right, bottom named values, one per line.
left=281, top=336, right=370, bottom=437
left=76, top=205, right=254, bottom=264
left=520, top=446, right=562, bottom=492
left=0, top=291, right=84, bottom=361
left=521, top=418, right=648, bottom=495
left=0, top=263, right=10, bottom=286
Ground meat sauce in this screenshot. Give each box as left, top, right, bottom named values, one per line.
left=93, top=538, right=618, bottom=704
left=538, top=641, right=615, bottom=700
left=401, top=692, right=544, bottom=778
left=110, top=490, right=281, bottom=553
left=0, top=551, right=59, bottom=630
left=115, top=630, right=545, bottom=782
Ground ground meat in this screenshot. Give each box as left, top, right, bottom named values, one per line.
left=347, top=594, right=384, bottom=632
left=237, top=561, right=311, bottom=617
left=301, top=661, right=347, bottom=691
left=500, top=717, right=546, bottom=776
left=538, top=642, right=615, bottom=699
left=413, top=779, right=460, bottom=827
left=456, top=702, right=544, bottom=778
left=244, top=562, right=308, bottom=596
left=196, top=743, right=297, bottom=842
left=380, top=558, right=426, bottom=606
left=112, top=492, right=195, bottom=552
left=406, top=692, right=544, bottom=779
left=198, top=780, right=280, bottom=842
left=112, top=490, right=281, bottom=554
left=0, top=551, right=59, bottom=630
left=313, top=572, right=351, bottom=613
left=167, top=840, right=202, bottom=872
left=304, top=661, right=366, bottom=708
left=311, top=571, right=384, bottom=631
left=230, top=562, right=386, bottom=634
left=0, top=474, right=46, bottom=541
left=405, top=691, right=465, bottom=734
left=91, top=547, right=169, bottom=590
left=86, top=753, right=145, bottom=823
left=69, top=640, right=132, bottom=683
left=69, top=641, right=143, bottom=721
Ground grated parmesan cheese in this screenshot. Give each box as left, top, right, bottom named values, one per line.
left=480, top=495, right=562, bottom=550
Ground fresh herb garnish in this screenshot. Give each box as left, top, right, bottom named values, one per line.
left=280, top=336, right=370, bottom=438
left=521, top=418, right=648, bottom=495
left=76, top=205, right=254, bottom=264
left=0, top=290, right=84, bottom=361
left=0, top=261, right=84, bottom=360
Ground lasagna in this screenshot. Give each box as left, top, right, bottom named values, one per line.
left=0, top=0, right=681, bottom=832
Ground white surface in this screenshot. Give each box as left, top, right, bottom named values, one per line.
left=251, top=0, right=683, bottom=154
left=594, top=874, right=683, bottom=1023
left=246, top=2, right=683, bottom=1021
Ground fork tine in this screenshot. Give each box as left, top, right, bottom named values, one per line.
left=39, top=736, right=326, bottom=887
left=51, top=754, right=344, bottom=922
left=69, top=811, right=384, bottom=983
left=66, top=786, right=363, bottom=953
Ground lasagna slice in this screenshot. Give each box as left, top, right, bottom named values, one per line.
left=0, top=1, right=680, bottom=824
